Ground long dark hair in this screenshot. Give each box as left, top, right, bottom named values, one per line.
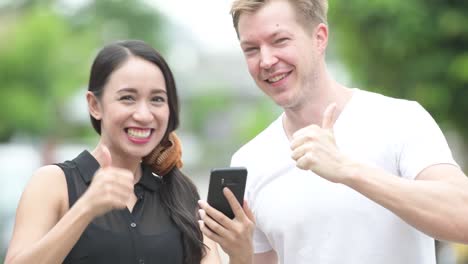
left=88, top=40, right=204, bottom=263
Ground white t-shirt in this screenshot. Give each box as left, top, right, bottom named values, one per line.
left=231, top=89, right=458, bottom=264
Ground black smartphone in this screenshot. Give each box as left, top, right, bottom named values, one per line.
left=206, top=167, right=248, bottom=219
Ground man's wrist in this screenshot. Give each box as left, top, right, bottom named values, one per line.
left=340, top=157, right=362, bottom=187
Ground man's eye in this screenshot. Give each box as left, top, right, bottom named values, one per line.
left=275, top=38, right=288, bottom=44
left=243, top=47, right=258, bottom=54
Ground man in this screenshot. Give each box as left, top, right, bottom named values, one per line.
left=198, top=0, right=468, bottom=263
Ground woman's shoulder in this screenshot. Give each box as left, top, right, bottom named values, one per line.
left=32, top=164, right=66, bottom=183
left=25, top=165, right=69, bottom=213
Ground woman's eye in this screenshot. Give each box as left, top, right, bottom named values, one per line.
left=152, top=96, right=166, bottom=103
left=119, top=95, right=134, bottom=101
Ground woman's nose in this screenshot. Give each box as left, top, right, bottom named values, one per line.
left=133, top=102, right=154, bottom=122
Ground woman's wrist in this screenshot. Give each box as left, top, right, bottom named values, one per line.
left=229, top=254, right=253, bottom=264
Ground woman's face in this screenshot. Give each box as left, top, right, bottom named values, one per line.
left=90, top=56, right=170, bottom=160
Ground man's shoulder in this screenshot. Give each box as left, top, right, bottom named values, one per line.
left=354, top=88, right=424, bottom=115
left=357, top=89, right=419, bottom=106
left=347, top=89, right=435, bottom=139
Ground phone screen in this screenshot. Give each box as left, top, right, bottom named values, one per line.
left=206, top=167, right=247, bottom=219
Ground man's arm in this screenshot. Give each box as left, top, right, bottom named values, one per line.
left=291, top=103, right=468, bottom=244
left=344, top=162, right=468, bottom=243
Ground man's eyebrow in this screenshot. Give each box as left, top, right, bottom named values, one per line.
left=240, top=30, right=287, bottom=46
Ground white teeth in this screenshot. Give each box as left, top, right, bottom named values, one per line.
left=268, top=73, right=287, bottom=83
left=127, top=128, right=151, bottom=139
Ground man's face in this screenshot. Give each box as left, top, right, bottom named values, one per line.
left=237, top=0, right=324, bottom=109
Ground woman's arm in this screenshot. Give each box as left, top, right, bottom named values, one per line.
left=200, top=235, right=222, bottom=264
left=5, top=165, right=95, bottom=264
left=6, top=156, right=134, bottom=264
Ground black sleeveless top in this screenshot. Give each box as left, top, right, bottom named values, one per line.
left=56, top=151, right=184, bottom=264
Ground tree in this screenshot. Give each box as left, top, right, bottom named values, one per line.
left=0, top=0, right=168, bottom=142
left=0, top=6, right=91, bottom=141
left=329, top=1, right=468, bottom=147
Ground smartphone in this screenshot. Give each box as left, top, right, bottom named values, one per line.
left=206, top=167, right=248, bottom=219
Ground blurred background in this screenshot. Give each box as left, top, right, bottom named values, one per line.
left=0, top=0, right=467, bottom=263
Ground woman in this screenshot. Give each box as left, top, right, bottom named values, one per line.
left=5, top=40, right=221, bottom=263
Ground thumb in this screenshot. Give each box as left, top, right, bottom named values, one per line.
left=100, top=145, right=112, bottom=168
left=321, top=103, right=337, bottom=130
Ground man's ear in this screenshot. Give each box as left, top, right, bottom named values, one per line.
left=86, top=91, right=102, bottom=120
left=315, top=23, right=328, bottom=55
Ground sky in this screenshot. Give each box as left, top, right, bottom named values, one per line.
left=148, top=0, right=240, bottom=54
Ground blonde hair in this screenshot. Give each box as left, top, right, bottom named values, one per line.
left=230, top=0, right=328, bottom=36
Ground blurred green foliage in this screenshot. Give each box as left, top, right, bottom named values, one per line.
left=1, top=0, right=466, bottom=157
left=0, top=6, right=93, bottom=140
left=0, top=0, right=276, bottom=170
left=328, top=3, right=468, bottom=258
left=0, top=0, right=167, bottom=142
left=329, top=0, right=468, bottom=143
left=0, top=0, right=467, bottom=260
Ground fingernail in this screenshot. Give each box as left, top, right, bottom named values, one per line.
left=198, top=220, right=204, bottom=228
left=198, top=200, right=207, bottom=207
left=198, top=209, right=206, bottom=218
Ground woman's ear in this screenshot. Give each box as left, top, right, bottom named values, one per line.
left=86, top=91, right=102, bottom=120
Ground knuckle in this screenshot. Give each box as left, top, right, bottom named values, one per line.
left=243, top=218, right=254, bottom=227
left=305, top=134, right=315, bottom=141
left=309, top=125, right=319, bottom=131
left=210, top=224, right=223, bottom=234
left=306, top=142, right=316, bottom=150
left=216, top=217, right=229, bottom=228
left=233, top=227, right=243, bottom=236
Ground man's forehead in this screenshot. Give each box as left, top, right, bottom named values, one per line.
left=238, top=2, right=296, bottom=30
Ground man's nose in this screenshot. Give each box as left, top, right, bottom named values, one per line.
left=259, top=47, right=278, bottom=69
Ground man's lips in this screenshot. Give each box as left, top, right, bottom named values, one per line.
left=263, top=70, right=292, bottom=83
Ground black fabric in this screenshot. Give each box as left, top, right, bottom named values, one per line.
left=56, top=150, right=184, bottom=264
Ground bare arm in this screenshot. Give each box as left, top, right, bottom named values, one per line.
left=5, top=165, right=95, bottom=264
left=344, top=163, right=468, bottom=243
left=254, top=250, right=278, bottom=264
left=6, top=147, right=134, bottom=264
left=291, top=103, right=468, bottom=244
left=201, top=235, right=222, bottom=264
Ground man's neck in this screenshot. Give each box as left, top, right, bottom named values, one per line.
left=282, top=80, right=353, bottom=140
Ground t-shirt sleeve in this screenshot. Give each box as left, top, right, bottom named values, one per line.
left=398, top=102, right=458, bottom=179
left=252, top=226, right=273, bottom=253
